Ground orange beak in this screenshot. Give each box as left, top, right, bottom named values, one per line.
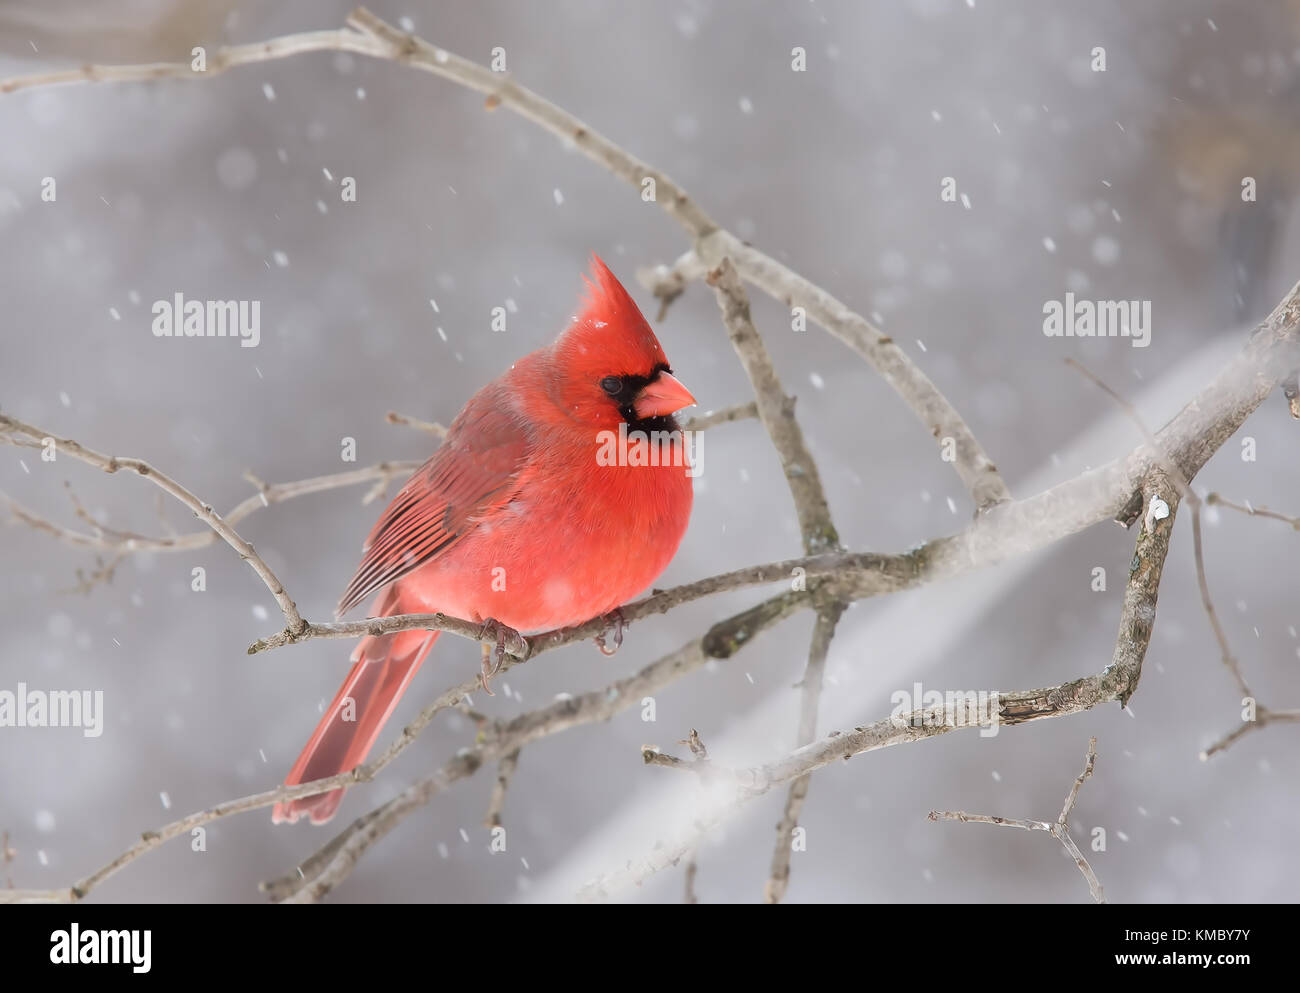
left=633, top=371, right=697, bottom=420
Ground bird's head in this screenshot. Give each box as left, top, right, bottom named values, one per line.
left=549, top=255, right=697, bottom=432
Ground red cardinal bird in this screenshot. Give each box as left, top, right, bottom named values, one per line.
left=272, top=257, right=696, bottom=825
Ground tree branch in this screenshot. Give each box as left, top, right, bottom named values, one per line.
left=2, top=460, right=422, bottom=555
left=265, top=593, right=806, bottom=902
left=4, top=5, right=1300, bottom=902
left=603, top=470, right=1177, bottom=900
left=681, top=401, right=758, bottom=432
left=707, top=258, right=839, bottom=553
left=384, top=410, right=447, bottom=438
left=0, top=413, right=307, bottom=635
left=0, top=29, right=391, bottom=94
left=763, top=605, right=843, bottom=904
left=0, top=5, right=1010, bottom=513
left=929, top=737, right=1104, bottom=903
left=706, top=257, right=848, bottom=902
left=484, top=749, right=521, bottom=829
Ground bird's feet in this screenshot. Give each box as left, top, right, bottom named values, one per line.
left=594, top=607, right=627, bottom=657
left=476, top=617, right=511, bottom=695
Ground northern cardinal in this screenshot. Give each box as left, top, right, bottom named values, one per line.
left=272, top=257, right=696, bottom=825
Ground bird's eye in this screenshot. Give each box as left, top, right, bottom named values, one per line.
left=600, top=376, right=622, bottom=395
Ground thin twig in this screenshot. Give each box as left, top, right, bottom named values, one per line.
left=1201, top=708, right=1300, bottom=759
left=637, top=249, right=706, bottom=321
left=681, top=401, right=758, bottom=432
left=484, top=750, right=521, bottom=829
left=266, top=597, right=804, bottom=902
left=764, top=606, right=843, bottom=904
left=707, top=258, right=839, bottom=554
left=384, top=410, right=447, bottom=438
left=1206, top=492, right=1300, bottom=530
left=705, top=258, right=849, bottom=903
left=684, top=851, right=700, bottom=904
left=0, top=5, right=1010, bottom=513
left=607, top=470, right=1179, bottom=901
left=929, top=738, right=1104, bottom=903
left=1, top=460, right=421, bottom=554
left=0, top=28, right=391, bottom=94
left=0, top=413, right=307, bottom=635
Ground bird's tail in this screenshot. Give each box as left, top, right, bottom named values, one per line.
left=272, top=585, right=437, bottom=825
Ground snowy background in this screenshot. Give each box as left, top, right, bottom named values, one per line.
left=2, top=0, right=1298, bottom=903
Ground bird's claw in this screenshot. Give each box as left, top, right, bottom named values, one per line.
left=594, top=607, right=626, bottom=657
left=477, top=617, right=510, bottom=695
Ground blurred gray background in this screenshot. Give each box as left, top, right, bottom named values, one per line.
left=2, top=0, right=1298, bottom=903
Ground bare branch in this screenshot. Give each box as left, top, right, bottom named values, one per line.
left=5, top=5, right=1300, bottom=902
left=641, top=748, right=693, bottom=772
left=764, top=606, right=843, bottom=904
left=247, top=610, right=531, bottom=659
left=6, top=1, right=1293, bottom=535
left=267, top=594, right=805, bottom=902
left=930, top=738, right=1104, bottom=903
left=384, top=410, right=447, bottom=438
left=608, top=472, right=1178, bottom=900
left=1058, top=739, right=1098, bottom=827
left=2, top=460, right=422, bottom=555
left=681, top=402, right=758, bottom=432
left=245, top=546, right=919, bottom=659
left=279, top=776, right=450, bottom=904
left=0, top=29, right=390, bottom=95
left=1206, top=492, right=1300, bottom=530
left=696, top=232, right=1012, bottom=511
left=707, top=258, right=839, bottom=553
left=1, top=6, right=1009, bottom=513
left=1067, top=356, right=1249, bottom=694
left=0, top=765, right=389, bottom=904
left=0, top=413, right=307, bottom=635
left=1, top=639, right=490, bottom=905
left=1066, top=358, right=1296, bottom=730
left=1201, top=708, right=1300, bottom=760
left=484, top=749, right=521, bottom=829
left=706, top=257, right=849, bottom=902
left=637, top=249, right=707, bottom=321
left=342, top=8, right=718, bottom=237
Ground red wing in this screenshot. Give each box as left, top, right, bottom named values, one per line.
left=336, top=389, right=530, bottom=616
